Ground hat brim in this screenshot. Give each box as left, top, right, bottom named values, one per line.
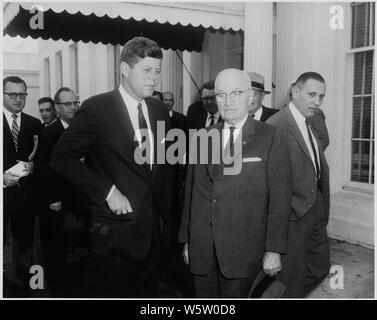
left=252, top=88, right=271, bottom=94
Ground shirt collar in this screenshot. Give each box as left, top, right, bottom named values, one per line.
left=207, top=111, right=220, bottom=119
left=60, top=118, right=70, bottom=129
left=289, top=101, right=306, bottom=126
left=224, top=113, right=249, bottom=130
left=118, top=85, right=144, bottom=109
left=3, top=107, right=21, bottom=120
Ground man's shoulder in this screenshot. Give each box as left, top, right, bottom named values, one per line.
left=39, top=119, right=64, bottom=141
left=81, top=90, right=118, bottom=111
left=265, top=107, right=289, bottom=127
left=22, top=112, right=42, bottom=131
left=173, top=111, right=186, bottom=120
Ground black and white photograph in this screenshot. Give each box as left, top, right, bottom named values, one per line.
left=1, top=1, right=375, bottom=302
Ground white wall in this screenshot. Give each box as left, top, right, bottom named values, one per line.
left=3, top=36, right=40, bottom=120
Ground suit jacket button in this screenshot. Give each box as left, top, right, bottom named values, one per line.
left=209, top=222, right=213, bottom=227
left=213, top=199, right=217, bottom=203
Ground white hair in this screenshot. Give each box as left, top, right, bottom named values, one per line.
left=215, top=68, right=252, bottom=91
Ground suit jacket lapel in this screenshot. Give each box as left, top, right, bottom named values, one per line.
left=284, top=107, right=313, bottom=163
left=205, top=122, right=223, bottom=181
left=3, top=114, right=12, bottom=141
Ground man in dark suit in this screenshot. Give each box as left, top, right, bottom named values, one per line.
left=267, top=71, right=331, bottom=298
left=36, top=87, right=88, bottom=297
left=247, top=72, right=278, bottom=122
left=179, top=68, right=291, bottom=298
left=51, top=37, right=174, bottom=298
left=187, top=80, right=222, bottom=130
left=38, top=97, right=57, bottom=127
left=3, top=76, right=41, bottom=296
left=163, top=91, right=186, bottom=131
left=186, top=80, right=218, bottom=121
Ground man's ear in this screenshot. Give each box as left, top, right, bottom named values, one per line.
left=291, top=85, right=300, bottom=99
left=120, top=61, right=131, bottom=78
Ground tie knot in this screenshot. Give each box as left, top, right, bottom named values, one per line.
left=229, top=126, right=236, bottom=133
left=12, top=114, right=17, bottom=119
left=137, top=103, right=142, bottom=111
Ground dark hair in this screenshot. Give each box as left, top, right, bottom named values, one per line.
left=54, top=87, right=75, bottom=104
left=294, top=72, right=325, bottom=89
left=152, top=91, right=163, bottom=101
left=121, top=37, right=163, bottom=67
left=3, top=76, right=27, bottom=91
left=200, top=80, right=215, bottom=94
left=38, top=97, right=54, bottom=107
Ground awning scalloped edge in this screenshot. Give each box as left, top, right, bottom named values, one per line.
left=15, top=2, right=243, bottom=32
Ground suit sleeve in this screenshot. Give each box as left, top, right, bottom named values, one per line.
left=51, top=102, right=113, bottom=206
left=265, top=127, right=292, bottom=254
left=177, top=163, right=195, bottom=243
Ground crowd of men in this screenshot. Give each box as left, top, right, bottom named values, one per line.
left=3, top=36, right=330, bottom=298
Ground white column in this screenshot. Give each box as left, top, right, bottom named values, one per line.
left=243, top=2, right=273, bottom=107
left=161, top=49, right=183, bottom=113
left=276, top=2, right=295, bottom=109
left=182, top=50, right=202, bottom=115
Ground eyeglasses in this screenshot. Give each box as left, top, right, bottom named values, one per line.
left=56, top=101, right=80, bottom=108
left=215, top=89, right=250, bottom=102
left=3, top=92, right=28, bottom=100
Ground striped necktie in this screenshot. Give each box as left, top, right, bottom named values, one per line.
left=11, top=114, right=19, bottom=152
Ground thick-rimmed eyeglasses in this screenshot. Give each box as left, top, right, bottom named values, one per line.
left=3, top=92, right=28, bottom=100
left=56, top=101, right=80, bottom=108
left=215, top=90, right=250, bottom=103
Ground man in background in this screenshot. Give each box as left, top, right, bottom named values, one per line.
left=247, top=72, right=278, bottom=122
left=38, top=97, right=57, bottom=127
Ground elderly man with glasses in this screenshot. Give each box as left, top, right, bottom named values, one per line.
left=178, top=68, right=292, bottom=298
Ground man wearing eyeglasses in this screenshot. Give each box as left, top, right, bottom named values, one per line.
left=187, top=80, right=222, bottom=130
left=179, top=68, right=291, bottom=297
left=35, top=87, right=87, bottom=296
left=3, top=76, right=41, bottom=296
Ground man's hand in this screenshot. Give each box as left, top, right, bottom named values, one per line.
left=3, top=172, right=20, bottom=188
left=106, top=187, right=133, bottom=215
left=263, top=251, right=281, bottom=277
left=22, top=161, right=34, bottom=176
left=182, top=243, right=189, bottom=265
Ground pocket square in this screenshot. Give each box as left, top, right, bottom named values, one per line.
left=243, top=157, right=262, bottom=162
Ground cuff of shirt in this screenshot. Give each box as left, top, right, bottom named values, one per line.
left=106, top=185, right=116, bottom=201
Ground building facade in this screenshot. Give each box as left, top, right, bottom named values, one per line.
left=4, top=2, right=374, bottom=247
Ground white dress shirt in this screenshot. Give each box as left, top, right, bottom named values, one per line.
left=253, top=106, right=263, bottom=121
left=60, top=118, right=69, bottom=130
left=289, top=102, right=320, bottom=174
left=3, top=107, right=21, bottom=131
left=222, top=113, right=249, bottom=148
left=205, top=112, right=220, bottom=127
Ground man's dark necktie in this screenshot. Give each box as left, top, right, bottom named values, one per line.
left=229, top=126, right=235, bottom=157
left=209, top=114, right=215, bottom=126
left=305, top=119, right=320, bottom=179
left=137, top=103, right=152, bottom=170
left=11, top=114, right=19, bottom=152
